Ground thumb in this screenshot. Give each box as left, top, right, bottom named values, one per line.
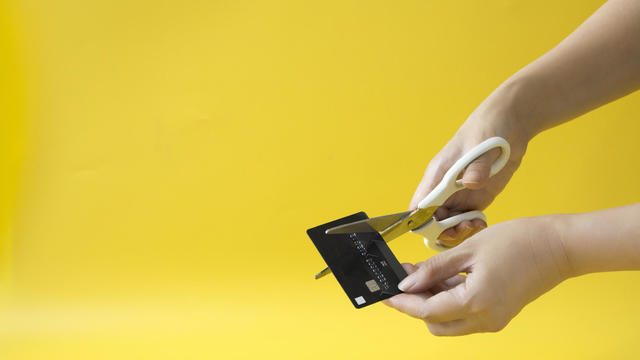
left=397, top=249, right=472, bottom=293
left=461, top=148, right=500, bottom=190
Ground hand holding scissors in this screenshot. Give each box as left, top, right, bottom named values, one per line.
left=315, top=137, right=510, bottom=279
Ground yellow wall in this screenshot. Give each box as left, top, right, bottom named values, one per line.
left=2, top=0, right=639, bottom=358
left=0, top=0, right=24, bottom=296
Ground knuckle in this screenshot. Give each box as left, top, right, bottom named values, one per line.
left=425, top=158, right=447, bottom=179
left=425, top=322, right=445, bottom=337
left=477, top=311, right=509, bottom=333
left=418, top=255, right=438, bottom=272
left=460, top=295, right=473, bottom=312
left=461, top=291, right=487, bottom=315
left=490, top=313, right=509, bottom=332
left=413, top=260, right=427, bottom=269
left=420, top=257, right=444, bottom=278
left=418, top=309, right=432, bottom=322
left=485, top=320, right=507, bottom=333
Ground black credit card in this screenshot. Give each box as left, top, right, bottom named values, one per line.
left=307, top=212, right=408, bottom=309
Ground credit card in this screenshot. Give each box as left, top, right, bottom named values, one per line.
left=307, top=212, right=408, bottom=309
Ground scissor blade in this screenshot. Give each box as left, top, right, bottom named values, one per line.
left=379, top=206, right=438, bottom=243
left=325, top=211, right=411, bottom=235
left=314, top=267, right=332, bottom=280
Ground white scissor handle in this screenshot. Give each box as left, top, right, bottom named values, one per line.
left=417, top=137, right=510, bottom=209
left=411, top=211, right=487, bottom=252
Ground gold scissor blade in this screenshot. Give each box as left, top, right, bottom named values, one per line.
left=379, top=206, right=438, bottom=242
left=324, top=211, right=411, bottom=235
left=314, top=267, right=332, bottom=280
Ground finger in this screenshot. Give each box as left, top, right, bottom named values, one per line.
left=432, top=208, right=459, bottom=247
left=401, top=263, right=418, bottom=275
left=382, top=263, right=421, bottom=307
left=433, top=206, right=453, bottom=221
left=436, top=228, right=463, bottom=248
left=427, top=318, right=480, bottom=336
left=471, top=218, right=488, bottom=228
left=461, top=148, right=500, bottom=189
left=465, top=218, right=487, bottom=237
left=436, top=219, right=487, bottom=248
left=383, top=292, right=433, bottom=319
left=386, top=287, right=474, bottom=329
left=410, top=156, right=454, bottom=210
left=429, top=274, right=467, bottom=294
left=409, top=172, right=431, bottom=210
left=418, top=285, right=468, bottom=323
left=397, top=248, right=472, bottom=293
left=410, top=180, right=428, bottom=210
left=442, top=274, right=466, bottom=288
left=445, top=219, right=487, bottom=243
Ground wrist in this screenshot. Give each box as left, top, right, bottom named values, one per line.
left=550, top=212, right=608, bottom=278
left=527, top=215, right=575, bottom=285
left=461, top=77, right=533, bottom=162
left=550, top=205, right=640, bottom=277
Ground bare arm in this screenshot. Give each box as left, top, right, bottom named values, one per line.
left=560, top=203, right=640, bottom=276
left=412, top=0, right=640, bottom=246
left=510, top=0, right=640, bottom=138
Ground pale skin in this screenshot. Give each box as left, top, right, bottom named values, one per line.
left=384, top=0, right=640, bottom=335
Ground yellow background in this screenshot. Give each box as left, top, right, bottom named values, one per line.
left=2, top=0, right=640, bottom=358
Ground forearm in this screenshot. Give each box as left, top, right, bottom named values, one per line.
left=554, top=203, right=640, bottom=277
left=468, top=0, right=640, bottom=144
left=511, top=0, right=640, bottom=137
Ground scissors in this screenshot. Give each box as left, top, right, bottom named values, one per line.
left=314, top=137, right=510, bottom=279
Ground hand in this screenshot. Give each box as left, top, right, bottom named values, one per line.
left=411, top=84, right=530, bottom=247
left=384, top=216, right=570, bottom=336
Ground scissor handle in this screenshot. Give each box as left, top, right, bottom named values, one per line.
left=411, top=210, right=487, bottom=252
left=417, top=137, right=510, bottom=209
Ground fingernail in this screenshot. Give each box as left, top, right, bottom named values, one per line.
left=398, top=275, right=415, bottom=291
left=436, top=240, right=451, bottom=248
left=439, top=233, right=454, bottom=241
